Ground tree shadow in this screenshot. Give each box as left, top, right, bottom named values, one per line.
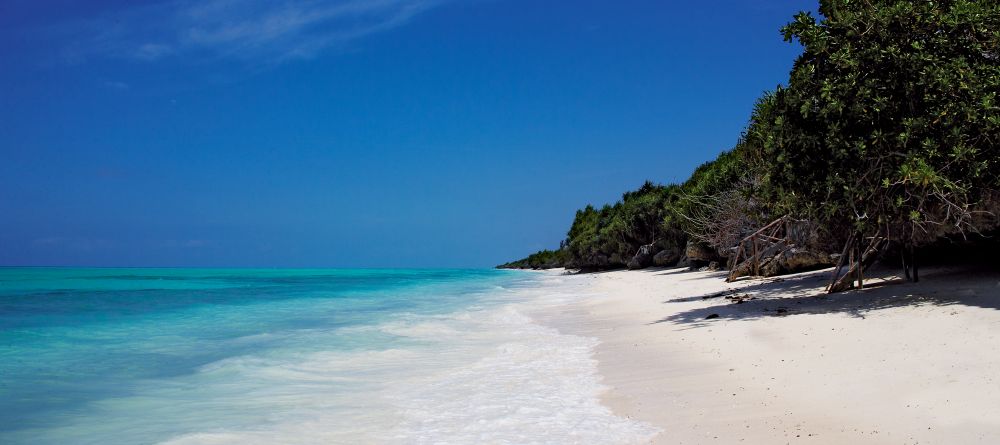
left=653, top=265, right=1000, bottom=329
left=561, top=265, right=729, bottom=280
left=665, top=269, right=832, bottom=303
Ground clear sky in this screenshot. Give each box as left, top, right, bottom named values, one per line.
left=0, top=0, right=815, bottom=268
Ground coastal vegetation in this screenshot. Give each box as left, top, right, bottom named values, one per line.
left=500, top=0, right=1000, bottom=280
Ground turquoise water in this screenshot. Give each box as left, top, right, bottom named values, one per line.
left=0, top=268, right=537, bottom=444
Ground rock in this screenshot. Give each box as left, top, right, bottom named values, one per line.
left=761, top=248, right=836, bottom=276
left=697, top=262, right=721, bottom=272
left=627, top=243, right=657, bottom=270
left=784, top=249, right=830, bottom=271
left=570, top=252, right=613, bottom=271
left=705, top=313, right=720, bottom=319
left=590, top=253, right=611, bottom=269
left=730, top=246, right=836, bottom=279
left=685, top=241, right=718, bottom=263
left=676, top=254, right=692, bottom=269
left=610, top=253, right=629, bottom=267
left=652, top=248, right=681, bottom=267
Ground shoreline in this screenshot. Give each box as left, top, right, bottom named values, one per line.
left=534, top=266, right=1000, bottom=444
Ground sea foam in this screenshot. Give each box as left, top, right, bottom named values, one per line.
left=159, top=277, right=657, bottom=444
left=382, top=307, right=660, bottom=444
left=1, top=269, right=657, bottom=445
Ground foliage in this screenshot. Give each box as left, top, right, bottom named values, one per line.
left=502, top=182, right=684, bottom=270
left=497, top=249, right=567, bottom=269
left=500, top=0, right=1000, bottom=270
left=562, top=182, right=684, bottom=269
left=766, top=0, right=1000, bottom=244
left=673, top=146, right=767, bottom=255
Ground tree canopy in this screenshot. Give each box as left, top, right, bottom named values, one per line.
left=767, top=0, right=1000, bottom=244
left=501, top=0, right=1000, bottom=270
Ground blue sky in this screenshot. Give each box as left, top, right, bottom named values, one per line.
left=0, top=0, right=815, bottom=268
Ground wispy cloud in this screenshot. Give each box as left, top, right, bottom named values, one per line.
left=61, top=0, right=448, bottom=64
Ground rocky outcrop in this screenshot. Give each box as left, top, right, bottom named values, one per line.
left=728, top=246, right=836, bottom=279
left=627, top=243, right=657, bottom=270
left=700, top=261, right=720, bottom=272
left=676, top=254, right=692, bottom=269
left=566, top=253, right=613, bottom=271
left=685, top=241, right=719, bottom=262
left=759, top=248, right=835, bottom=276
left=685, top=241, right=723, bottom=268
left=652, top=248, right=681, bottom=267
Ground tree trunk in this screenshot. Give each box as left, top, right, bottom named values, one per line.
left=828, top=236, right=885, bottom=293
left=901, top=246, right=911, bottom=281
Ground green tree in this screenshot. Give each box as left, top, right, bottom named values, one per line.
left=767, top=0, right=1000, bottom=247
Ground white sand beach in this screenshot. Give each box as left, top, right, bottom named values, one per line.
left=538, top=266, right=1000, bottom=444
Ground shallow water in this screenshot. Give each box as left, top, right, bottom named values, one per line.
left=0, top=268, right=656, bottom=444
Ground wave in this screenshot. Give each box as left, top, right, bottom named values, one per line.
left=156, top=279, right=657, bottom=444
left=2, top=269, right=656, bottom=444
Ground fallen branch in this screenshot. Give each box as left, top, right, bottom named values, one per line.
left=827, top=235, right=887, bottom=293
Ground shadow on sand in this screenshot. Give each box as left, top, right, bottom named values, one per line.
left=652, top=265, right=1000, bottom=328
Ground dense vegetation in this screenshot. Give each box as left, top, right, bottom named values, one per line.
left=497, top=249, right=567, bottom=270
left=766, top=0, right=1000, bottom=246
left=501, top=0, right=1000, bottom=272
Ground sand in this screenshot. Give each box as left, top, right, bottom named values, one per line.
left=539, top=265, right=1000, bottom=444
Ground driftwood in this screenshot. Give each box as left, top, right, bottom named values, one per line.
left=826, top=233, right=854, bottom=291
left=729, top=217, right=894, bottom=290
left=827, top=235, right=887, bottom=293
left=727, top=216, right=793, bottom=282
left=729, top=240, right=788, bottom=279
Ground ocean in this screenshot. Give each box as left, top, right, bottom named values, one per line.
left=0, top=268, right=656, bottom=444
